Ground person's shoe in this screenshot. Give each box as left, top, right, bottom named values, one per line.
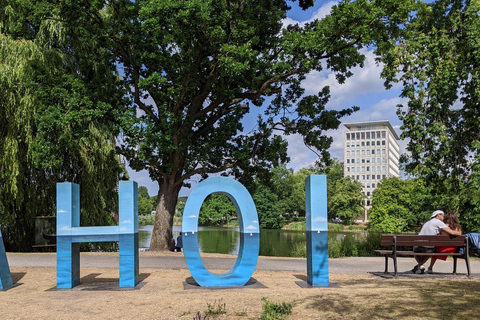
left=411, top=265, right=419, bottom=274
left=427, top=268, right=433, bottom=274
left=419, top=266, right=426, bottom=274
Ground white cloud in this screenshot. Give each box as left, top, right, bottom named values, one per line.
left=245, top=225, right=258, bottom=230
left=313, top=216, right=328, bottom=222
left=282, top=1, right=337, bottom=29
left=57, top=209, right=67, bottom=213
left=188, top=215, right=197, bottom=218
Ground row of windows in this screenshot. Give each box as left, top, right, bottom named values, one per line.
left=347, top=174, right=386, bottom=181
left=346, top=166, right=387, bottom=173
left=346, top=131, right=386, bottom=140
left=346, top=140, right=386, bottom=147
left=347, top=158, right=386, bottom=164
left=346, top=149, right=386, bottom=156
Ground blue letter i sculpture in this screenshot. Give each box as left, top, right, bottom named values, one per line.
left=56, top=181, right=139, bottom=289
left=0, top=230, right=13, bottom=290
left=306, top=175, right=329, bottom=286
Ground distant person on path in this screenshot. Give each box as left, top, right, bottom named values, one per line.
left=426, top=212, right=462, bottom=274
left=169, top=237, right=176, bottom=251
left=412, top=210, right=462, bottom=274
left=175, top=234, right=183, bottom=252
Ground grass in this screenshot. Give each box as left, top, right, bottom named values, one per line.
left=259, top=297, right=292, bottom=320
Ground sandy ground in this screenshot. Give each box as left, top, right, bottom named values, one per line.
left=1, top=264, right=480, bottom=320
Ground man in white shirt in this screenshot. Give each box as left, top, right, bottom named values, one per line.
left=411, top=210, right=462, bottom=274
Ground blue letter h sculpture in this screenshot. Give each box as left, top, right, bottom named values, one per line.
left=56, top=181, right=139, bottom=289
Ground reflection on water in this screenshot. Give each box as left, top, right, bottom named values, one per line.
left=139, top=225, right=367, bottom=257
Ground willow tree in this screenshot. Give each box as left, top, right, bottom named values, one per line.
left=0, top=2, right=126, bottom=251
left=50, top=0, right=414, bottom=250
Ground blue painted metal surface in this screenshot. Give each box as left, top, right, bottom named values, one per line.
left=306, top=175, right=329, bottom=286
left=0, top=230, right=13, bottom=290
left=182, top=177, right=260, bottom=287
left=56, top=181, right=139, bottom=289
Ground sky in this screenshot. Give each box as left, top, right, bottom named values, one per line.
left=127, top=0, right=409, bottom=196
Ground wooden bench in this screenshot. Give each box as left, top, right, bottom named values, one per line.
left=374, top=235, right=471, bottom=277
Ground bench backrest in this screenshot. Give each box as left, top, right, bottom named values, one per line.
left=380, top=235, right=466, bottom=247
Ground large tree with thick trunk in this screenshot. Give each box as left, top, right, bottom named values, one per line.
left=48, top=0, right=414, bottom=250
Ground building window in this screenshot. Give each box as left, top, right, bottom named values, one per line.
left=376, top=141, right=380, bottom=146
left=356, top=175, right=360, bottom=180
left=372, top=158, right=375, bottom=163
left=346, top=133, right=350, bottom=140
left=356, top=142, right=360, bottom=147
left=362, top=166, right=365, bottom=172
left=356, top=150, right=360, bottom=156
left=371, top=149, right=375, bottom=155
left=362, top=175, right=365, bottom=180
left=377, top=131, right=381, bottom=139
left=356, top=133, right=360, bottom=140
left=366, top=166, right=370, bottom=171
left=382, top=166, right=386, bottom=172
left=382, top=131, right=386, bottom=138
left=382, top=140, right=386, bottom=146
left=367, top=150, right=370, bottom=155
left=372, top=183, right=376, bottom=188
left=347, top=159, right=350, bottom=163
left=361, top=150, right=365, bottom=155
left=367, top=183, right=370, bottom=188
left=347, top=151, right=350, bottom=156
left=372, top=166, right=375, bottom=172
left=377, top=166, right=381, bottom=172
left=346, top=142, right=350, bottom=147
left=367, top=200, right=371, bottom=206
left=357, top=167, right=360, bottom=172
left=377, top=175, right=381, bottom=179
left=367, top=175, right=370, bottom=179
left=366, top=141, right=370, bottom=146
left=366, top=132, right=370, bottom=139
left=357, top=159, right=360, bottom=163
left=382, top=149, right=386, bottom=154
left=382, top=174, right=386, bottom=179
left=361, top=141, right=365, bottom=146
left=361, top=132, right=365, bottom=139
left=366, top=158, right=370, bottom=163
left=377, top=157, right=381, bottom=163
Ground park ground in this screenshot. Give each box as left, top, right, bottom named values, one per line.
left=1, top=252, right=480, bottom=319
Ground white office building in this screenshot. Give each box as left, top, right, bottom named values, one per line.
left=343, top=121, right=400, bottom=222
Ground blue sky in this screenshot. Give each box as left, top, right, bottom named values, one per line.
left=127, top=0, right=408, bottom=196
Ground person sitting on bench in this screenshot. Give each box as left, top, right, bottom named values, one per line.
left=412, top=210, right=462, bottom=274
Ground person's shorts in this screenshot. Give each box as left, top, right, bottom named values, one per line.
left=413, top=246, right=435, bottom=253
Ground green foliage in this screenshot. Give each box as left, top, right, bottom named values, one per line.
left=0, top=4, right=125, bottom=251
left=328, top=223, right=344, bottom=232
left=253, top=185, right=284, bottom=229
left=259, top=297, right=292, bottom=320
left=139, top=214, right=155, bottom=226
left=199, top=194, right=236, bottom=226
left=138, top=186, right=155, bottom=216
left=368, top=178, right=431, bottom=233
left=329, top=178, right=365, bottom=225
left=378, top=0, right=480, bottom=233
left=204, top=299, right=226, bottom=317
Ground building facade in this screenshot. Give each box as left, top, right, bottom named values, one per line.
left=343, top=121, right=400, bottom=222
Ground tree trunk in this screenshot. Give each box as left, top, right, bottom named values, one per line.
left=149, top=181, right=181, bottom=251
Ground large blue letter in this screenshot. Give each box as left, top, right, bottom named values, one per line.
left=306, top=175, right=329, bottom=286
left=0, top=230, right=13, bottom=290
left=56, top=181, right=139, bottom=289
left=182, top=177, right=259, bottom=287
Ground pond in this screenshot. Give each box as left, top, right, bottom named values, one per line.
left=139, top=225, right=368, bottom=257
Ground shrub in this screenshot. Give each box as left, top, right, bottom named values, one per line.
left=259, top=297, right=292, bottom=320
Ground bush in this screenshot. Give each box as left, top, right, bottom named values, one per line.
left=328, top=223, right=344, bottom=232
left=259, top=297, right=292, bottom=320
left=139, top=214, right=155, bottom=226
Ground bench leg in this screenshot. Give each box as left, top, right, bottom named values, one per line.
left=384, top=256, right=388, bottom=273
left=393, top=255, right=397, bottom=276
left=453, top=257, right=458, bottom=275
left=465, top=256, right=471, bottom=277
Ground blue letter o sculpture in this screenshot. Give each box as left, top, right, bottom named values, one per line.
left=182, top=177, right=260, bottom=287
